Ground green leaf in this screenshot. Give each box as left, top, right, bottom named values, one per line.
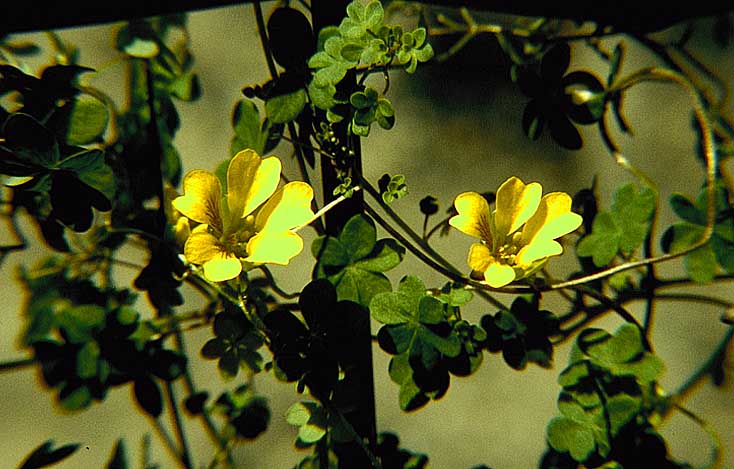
left=286, top=401, right=327, bottom=444
left=311, top=236, right=350, bottom=267
left=313, top=214, right=403, bottom=306
left=547, top=416, right=596, bottom=461
left=57, top=93, right=109, bottom=145
left=685, top=244, right=718, bottom=283
left=363, top=0, right=384, bottom=30
left=230, top=99, right=270, bottom=156
left=168, top=69, right=201, bottom=101
left=124, top=37, right=159, bottom=58
left=670, top=193, right=705, bottom=224
left=265, top=88, right=307, bottom=124
left=105, top=439, right=128, bottom=469
left=2, top=113, right=60, bottom=168
left=370, top=275, right=426, bottom=325
left=18, top=440, right=80, bottom=469
left=56, top=304, right=105, bottom=343
left=341, top=42, right=364, bottom=62
left=354, top=239, right=405, bottom=272
left=576, top=212, right=620, bottom=267
left=578, top=325, right=641, bottom=365
left=60, top=385, right=92, bottom=411
left=76, top=341, right=100, bottom=379
left=307, top=80, right=338, bottom=110
left=576, top=184, right=655, bottom=266
left=58, top=149, right=116, bottom=202
left=335, top=267, right=392, bottom=306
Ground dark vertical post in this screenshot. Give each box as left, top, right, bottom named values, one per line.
left=311, top=1, right=377, bottom=466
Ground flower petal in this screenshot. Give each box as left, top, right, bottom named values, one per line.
left=521, top=192, right=582, bottom=245
left=254, top=181, right=315, bottom=232
left=494, top=176, right=541, bottom=239
left=183, top=225, right=225, bottom=265
left=516, top=238, right=563, bottom=267
left=203, top=255, right=243, bottom=282
left=245, top=230, right=304, bottom=265
left=184, top=226, right=242, bottom=281
left=227, top=149, right=282, bottom=219
left=449, top=192, right=493, bottom=242
left=484, top=262, right=516, bottom=288
left=173, top=170, right=223, bottom=229
left=467, top=242, right=493, bottom=273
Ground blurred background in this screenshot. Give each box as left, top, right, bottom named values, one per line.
left=1, top=2, right=733, bottom=468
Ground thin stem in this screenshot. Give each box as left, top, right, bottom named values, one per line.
left=294, top=187, right=361, bottom=232
left=363, top=202, right=506, bottom=311
left=569, top=284, right=651, bottom=351
left=548, top=67, right=718, bottom=291
left=424, top=214, right=452, bottom=241
left=252, top=1, right=278, bottom=78
left=257, top=266, right=300, bottom=299
left=651, top=292, right=733, bottom=309
left=666, top=403, right=722, bottom=469
left=150, top=417, right=183, bottom=466
left=164, top=380, right=193, bottom=469
left=170, top=315, right=234, bottom=467
left=0, top=357, right=35, bottom=372
left=672, top=326, right=733, bottom=402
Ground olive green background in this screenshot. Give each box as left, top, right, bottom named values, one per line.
left=1, top=3, right=733, bottom=468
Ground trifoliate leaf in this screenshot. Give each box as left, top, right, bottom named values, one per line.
left=313, top=214, right=404, bottom=306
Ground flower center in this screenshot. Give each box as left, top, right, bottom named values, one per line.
left=495, top=232, right=522, bottom=264
left=220, top=215, right=257, bottom=257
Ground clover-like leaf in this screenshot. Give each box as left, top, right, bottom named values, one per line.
left=547, top=323, right=666, bottom=463
left=577, top=183, right=655, bottom=267
left=547, top=414, right=596, bottom=462
left=201, top=307, right=264, bottom=379
left=313, top=214, right=404, bottom=306
left=481, top=296, right=559, bottom=370
left=661, top=182, right=734, bottom=283
left=372, top=276, right=468, bottom=410
left=286, top=401, right=328, bottom=444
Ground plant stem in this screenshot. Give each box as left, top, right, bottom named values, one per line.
left=672, top=326, right=733, bottom=402
left=360, top=176, right=507, bottom=309
left=0, top=357, right=35, bottom=372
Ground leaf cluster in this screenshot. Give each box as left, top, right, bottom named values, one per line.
left=264, top=279, right=369, bottom=398
left=371, top=276, right=483, bottom=411
left=313, top=214, right=405, bottom=307
left=20, top=257, right=185, bottom=416
left=577, top=183, right=655, bottom=268
left=481, top=296, right=560, bottom=370
left=513, top=43, right=605, bottom=150
left=211, top=384, right=271, bottom=440
left=0, top=64, right=114, bottom=248
left=201, top=303, right=264, bottom=379
left=306, top=0, right=432, bottom=132
left=662, top=181, right=734, bottom=283
left=545, top=324, right=668, bottom=466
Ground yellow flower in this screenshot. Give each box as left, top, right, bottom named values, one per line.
left=163, top=183, right=191, bottom=248
left=172, top=149, right=315, bottom=282
left=449, top=176, right=582, bottom=288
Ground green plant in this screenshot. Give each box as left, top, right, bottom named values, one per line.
left=1, top=1, right=733, bottom=468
